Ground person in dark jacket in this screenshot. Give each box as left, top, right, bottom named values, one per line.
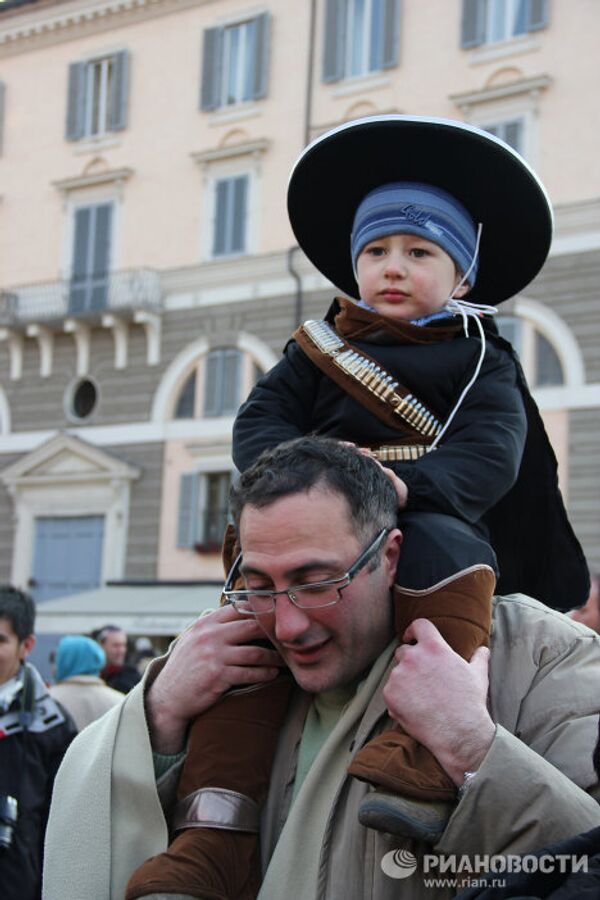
left=0, top=586, right=77, bottom=900
left=95, top=624, right=141, bottom=694
left=127, top=118, right=589, bottom=899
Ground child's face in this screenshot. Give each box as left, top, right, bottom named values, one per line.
left=356, top=233, right=468, bottom=321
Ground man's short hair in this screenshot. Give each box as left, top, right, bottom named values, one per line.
left=230, top=437, right=398, bottom=541
left=94, top=624, right=125, bottom=645
left=0, top=585, right=35, bottom=641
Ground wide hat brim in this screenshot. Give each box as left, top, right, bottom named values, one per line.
left=287, top=115, right=553, bottom=303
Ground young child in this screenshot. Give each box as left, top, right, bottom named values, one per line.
left=127, top=117, right=589, bottom=900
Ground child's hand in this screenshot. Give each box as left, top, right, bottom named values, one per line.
left=356, top=448, right=408, bottom=509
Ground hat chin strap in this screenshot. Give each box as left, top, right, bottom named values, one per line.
left=430, top=223, right=499, bottom=451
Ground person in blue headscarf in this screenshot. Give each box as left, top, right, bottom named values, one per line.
left=49, top=635, right=123, bottom=732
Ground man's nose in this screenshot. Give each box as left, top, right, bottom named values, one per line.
left=273, top=593, right=312, bottom=643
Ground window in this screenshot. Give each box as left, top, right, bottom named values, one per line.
left=66, top=51, right=129, bottom=141
left=497, top=315, right=564, bottom=387
left=212, top=175, right=249, bottom=257
left=174, top=371, right=197, bottom=419
left=69, top=202, right=113, bottom=313
left=68, top=377, right=99, bottom=421
left=200, top=14, right=270, bottom=111
left=323, top=0, right=400, bottom=83
left=177, top=471, right=232, bottom=550
left=483, top=118, right=524, bottom=153
left=204, top=348, right=242, bottom=417
left=461, top=0, right=548, bottom=48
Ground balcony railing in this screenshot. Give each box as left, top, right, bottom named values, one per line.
left=0, top=269, right=162, bottom=327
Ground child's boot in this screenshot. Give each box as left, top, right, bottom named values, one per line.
left=125, top=675, right=293, bottom=900
left=348, top=565, right=495, bottom=843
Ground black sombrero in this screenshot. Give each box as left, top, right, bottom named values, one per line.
left=287, top=115, right=553, bottom=303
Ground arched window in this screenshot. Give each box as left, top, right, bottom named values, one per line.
left=172, top=347, right=261, bottom=420
left=497, top=314, right=564, bottom=388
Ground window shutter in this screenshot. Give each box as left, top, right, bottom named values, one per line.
left=251, top=12, right=271, bottom=100
left=460, top=0, right=486, bottom=48
left=108, top=50, right=130, bottom=132
left=89, top=203, right=112, bottom=311
left=200, top=27, right=223, bottom=111
left=221, top=349, right=241, bottom=412
left=323, top=0, right=347, bottom=83
left=212, top=179, right=229, bottom=256
left=66, top=62, right=86, bottom=140
left=177, top=473, right=200, bottom=548
left=504, top=120, right=523, bottom=153
left=0, top=81, right=5, bottom=156
left=70, top=207, right=92, bottom=313
left=204, top=350, right=222, bottom=416
left=526, top=0, right=548, bottom=31
left=230, top=176, right=248, bottom=254
left=380, top=0, right=401, bottom=69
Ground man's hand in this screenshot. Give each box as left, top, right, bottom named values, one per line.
left=383, top=618, right=495, bottom=786
left=146, top=605, right=283, bottom=754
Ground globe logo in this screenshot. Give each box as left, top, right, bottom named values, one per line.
left=380, top=848, right=418, bottom=879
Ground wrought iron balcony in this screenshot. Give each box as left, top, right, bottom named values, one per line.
left=0, top=269, right=162, bottom=328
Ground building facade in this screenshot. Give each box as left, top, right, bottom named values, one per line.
left=0, top=0, right=599, bottom=661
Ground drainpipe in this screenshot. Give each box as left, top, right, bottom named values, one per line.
left=287, top=0, right=317, bottom=329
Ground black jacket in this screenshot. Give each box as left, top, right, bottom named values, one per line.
left=457, top=826, right=600, bottom=899
left=0, top=665, right=77, bottom=900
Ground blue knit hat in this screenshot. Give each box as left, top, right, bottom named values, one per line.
left=55, top=635, right=106, bottom=681
left=351, top=181, right=479, bottom=286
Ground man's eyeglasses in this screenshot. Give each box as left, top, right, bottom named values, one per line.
left=222, top=527, right=389, bottom=617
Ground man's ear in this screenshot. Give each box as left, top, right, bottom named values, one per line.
left=19, top=633, right=36, bottom=662
left=384, top=528, right=403, bottom=583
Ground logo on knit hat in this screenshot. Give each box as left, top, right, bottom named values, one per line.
left=398, top=204, right=431, bottom=227
left=380, top=848, right=418, bottom=879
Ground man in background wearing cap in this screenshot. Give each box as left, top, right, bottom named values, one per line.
left=122, top=115, right=589, bottom=897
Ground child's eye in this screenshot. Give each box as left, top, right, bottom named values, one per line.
left=410, top=247, right=429, bottom=258
left=365, top=244, right=386, bottom=256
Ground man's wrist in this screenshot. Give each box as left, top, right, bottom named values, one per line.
left=438, top=718, right=496, bottom=787
left=145, top=684, right=188, bottom=754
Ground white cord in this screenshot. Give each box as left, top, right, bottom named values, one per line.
left=427, top=223, right=498, bottom=451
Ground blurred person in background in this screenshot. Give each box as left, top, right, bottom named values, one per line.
left=95, top=624, right=141, bottom=694
left=0, top=586, right=76, bottom=900
left=49, top=635, right=123, bottom=732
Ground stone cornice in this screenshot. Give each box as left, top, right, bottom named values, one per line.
left=449, top=74, right=552, bottom=110
left=0, top=0, right=215, bottom=54
left=191, top=139, right=270, bottom=166
left=52, top=165, right=133, bottom=193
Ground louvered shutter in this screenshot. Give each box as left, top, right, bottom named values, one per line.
left=460, top=0, right=486, bottom=48
left=526, top=0, right=548, bottom=31
left=200, top=27, right=223, bottom=110
left=108, top=50, right=130, bottom=132
left=323, top=0, right=347, bottom=83
left=90, top=204, right=112, bottom=310
left=230, top=176, right=248, bottom=254
left=251, top=12, right=271, bottom=100
left=380, top=0, right=401, bottom=69
left=221, top=350, right=242, bottom=413
left=177, top=473, right=200, bottom=548
left=66, top=62, right=86, bottom=140
left=204, top=350, right=222, bottom=416
left=213, top=179, right=229, bottom=256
